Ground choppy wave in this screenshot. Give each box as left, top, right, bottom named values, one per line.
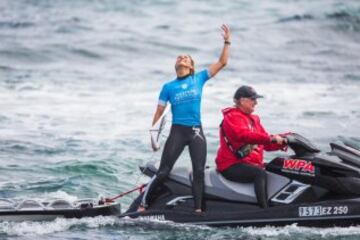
left=276, top=7, right=360, bottom=32
left=278, top=14, right=314, bottom=23
left=1, top=217, right=360, bottom=239
left=0, top=21, right=35, bottom=29
left=327, top=9, right=360, bottom=21
left=0, top=216, right=210, bottom=237
left=239, top=224, right=360, bottom=239
left=302, top=111, right=337, bottom=117
left=0, top=216, right=117, bottom=237
left=326, top=8, right=360, bottom=31
left=0, top=49, right=54, bottom=64
left=345, top=74, right=360, bottom=81
left=0, top=140, right=67, bottom=160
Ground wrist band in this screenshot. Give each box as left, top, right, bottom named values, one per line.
left=224, top=41, right=231, bottom=45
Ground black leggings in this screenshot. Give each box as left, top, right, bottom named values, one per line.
left=221, top=163, right=268, bottom=208
left=142, top=124, right=207, bottom=210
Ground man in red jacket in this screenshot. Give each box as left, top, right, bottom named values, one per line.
left=215, top=85, right=287, bottom=208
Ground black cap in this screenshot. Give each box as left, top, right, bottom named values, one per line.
left=233, top=85, right=264, bottom=100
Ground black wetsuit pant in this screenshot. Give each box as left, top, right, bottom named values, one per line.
left=142, top=124, right=206, bottom=210
left=221, top=163, right=268, bottom=208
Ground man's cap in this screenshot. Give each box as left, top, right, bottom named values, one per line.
left=233, top=85, right=264, bottom=100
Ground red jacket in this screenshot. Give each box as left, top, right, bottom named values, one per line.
left=216, top=107, right=283, bottom=171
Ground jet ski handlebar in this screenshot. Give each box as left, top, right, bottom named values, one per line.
left=284, top=133, right=320, bottom=157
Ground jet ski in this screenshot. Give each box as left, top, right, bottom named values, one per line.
left=0, top=198, right=121, bottom=222
left=121, top=133, right=360, bottom=227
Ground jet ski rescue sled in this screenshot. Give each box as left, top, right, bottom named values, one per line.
left=0, top=198, right=121, bottom=222
left=121, top=133, right=360, bottom=227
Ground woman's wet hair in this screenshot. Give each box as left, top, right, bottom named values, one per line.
left=188, top=55, right=195, bottom=75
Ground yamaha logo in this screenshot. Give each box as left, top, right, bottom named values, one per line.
left=181, top=83, right=188, bottom=89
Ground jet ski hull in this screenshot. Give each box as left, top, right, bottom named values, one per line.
left=122, top=194, right=360, bottom=227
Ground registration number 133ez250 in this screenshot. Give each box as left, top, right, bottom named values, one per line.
left=299, top=206, right=349, bottom=217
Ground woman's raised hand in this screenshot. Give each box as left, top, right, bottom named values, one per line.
left=221, top=24, right=231, bottom=42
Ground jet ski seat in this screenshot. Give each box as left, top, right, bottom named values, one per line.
left=200, top=169, right=291, bottom=203
left=143, top=161, right=291, bottom=203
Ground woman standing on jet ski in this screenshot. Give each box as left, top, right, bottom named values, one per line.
left=216, top=86, right=287, bottom=208
left=139, top=24, right=231, bottom=213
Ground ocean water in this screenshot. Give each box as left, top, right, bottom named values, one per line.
left=0, top=0, right=360, bottom=239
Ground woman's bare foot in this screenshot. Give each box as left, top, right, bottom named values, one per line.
left=137, top=205, right=146, bottom=212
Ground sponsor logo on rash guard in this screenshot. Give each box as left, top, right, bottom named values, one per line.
left=173, top=89, right=198, bottom=103
left=282, top=159, right=315, bottom=176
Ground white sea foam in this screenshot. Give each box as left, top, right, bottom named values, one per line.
left=41, top=190, right=79, bottom=202
left=119, top=216, right=212, bottom=231
left=0, top=216, right=117, bottom=236
left=241, top=224, right=360, bottom=237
